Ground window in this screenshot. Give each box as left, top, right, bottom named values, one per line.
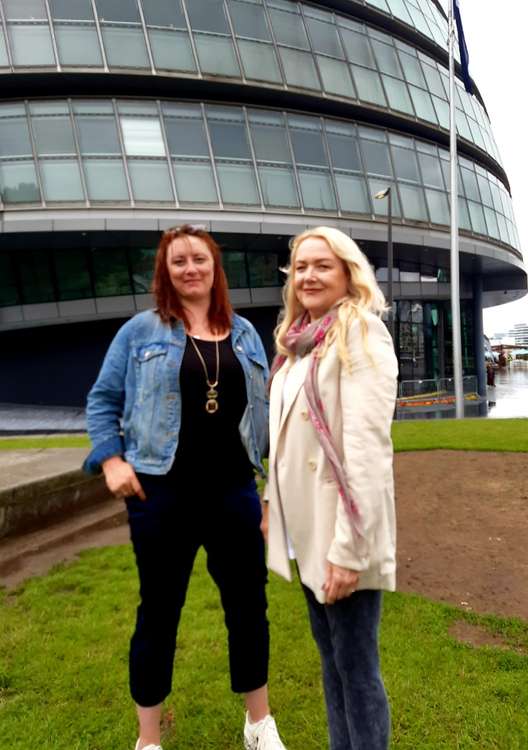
left=0, top=162, right=40, bottom=204
left=129, top=247, right=156, bottom=293
left=223, top=252, right=248, bottom=288
left=121, top=117, right=166, bottom=156
left=54, top=248, right=93, bottom=300
left=248, top=253, right=280, bottom=287
left=40, top=160, right=84, bottom=201
left=228, top=1, right=271, bottom=41
left=18, top=249, right=55, bottom=303
left=91, top=247, right=132, bottom=296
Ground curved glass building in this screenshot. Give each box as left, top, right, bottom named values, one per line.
left=0, top=0, right=525, bottom=405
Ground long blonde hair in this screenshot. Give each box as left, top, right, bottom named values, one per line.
left=274, top=227, right=387, bottom=371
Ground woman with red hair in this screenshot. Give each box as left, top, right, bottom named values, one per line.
left=84, top=226, right=286, bottom=750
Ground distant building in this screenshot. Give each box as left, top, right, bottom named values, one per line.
left=0, top=0, right=525, bottom=405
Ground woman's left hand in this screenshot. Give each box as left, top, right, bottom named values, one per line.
left=323, top=562, right=359, bottom=604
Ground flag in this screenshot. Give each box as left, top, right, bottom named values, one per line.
left=453, top=0, right=473, bottom=94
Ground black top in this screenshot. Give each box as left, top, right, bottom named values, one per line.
left=171, top=336, right=254, bottom=487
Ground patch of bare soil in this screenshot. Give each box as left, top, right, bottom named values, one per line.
left=448, top=620, right=524, bottom=652
left=395, top=450, right=528, bottom=621
left=3, top=451, right=528, bottom=626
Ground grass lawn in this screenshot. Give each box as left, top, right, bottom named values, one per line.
left=0, top=547, right=527, bottom=750
left=1, top=417, right=528, bottom=453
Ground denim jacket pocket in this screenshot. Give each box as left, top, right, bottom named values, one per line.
left=133, top=343, right=170, bottom=405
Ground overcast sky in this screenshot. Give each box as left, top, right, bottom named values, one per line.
left=450, top=1, right=528, bottom=335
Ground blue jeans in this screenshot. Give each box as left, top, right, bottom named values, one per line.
left=302, top=586, right=390, bottom=750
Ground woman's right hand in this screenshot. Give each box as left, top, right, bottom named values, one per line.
left=102, top=456, right=146, bottom=501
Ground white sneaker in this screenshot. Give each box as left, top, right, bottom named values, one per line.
left=134, top=740, right=163, bottom=750
left=244, top=713, right=287, bottom=750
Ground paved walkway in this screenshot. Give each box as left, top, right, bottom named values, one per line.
left=0, top=448, right=89, bottom=492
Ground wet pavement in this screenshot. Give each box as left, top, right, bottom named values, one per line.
left=1, top=366, right=528, bottom=433
left=487, top=364, right=528, bottom=419
left=0, top=403, right=86, bottom=434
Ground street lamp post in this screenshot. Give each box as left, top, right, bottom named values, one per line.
left=374, top=187, right=394, bottom=338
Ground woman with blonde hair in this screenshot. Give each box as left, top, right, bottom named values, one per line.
left=263, top=226, right=398, bottom=749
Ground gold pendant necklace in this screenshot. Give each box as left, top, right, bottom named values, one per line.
left=189, top=336, right=220, bottom=414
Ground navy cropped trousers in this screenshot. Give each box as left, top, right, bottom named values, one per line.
left=126, top=475, right=269, bottom=707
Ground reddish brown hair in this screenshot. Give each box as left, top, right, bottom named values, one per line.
left=152, top=224, right=233, bottom=333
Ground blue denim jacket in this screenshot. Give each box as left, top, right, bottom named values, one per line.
left=83, top=310, right=269, bottom=476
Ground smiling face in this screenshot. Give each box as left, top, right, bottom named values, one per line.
left=166, top=235, right=215, bottom=304
left=293, top=237, right=350, bottom=321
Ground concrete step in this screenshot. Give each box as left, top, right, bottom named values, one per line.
left=0, top=497, right=128, bottom=587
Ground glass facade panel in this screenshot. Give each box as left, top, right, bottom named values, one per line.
left=326, top=131, right=362, bottom=172
left=425, top=189, right=449, bottom=224
left=335, top=173, right=370, bottom=214
left=173, top=161, right=218, bottom=204
left=392, top=145, right=419, bottom=182
left=369, top=179, right=401, bottom=216
left=101, top=27, right=149, bottom=67
left=209, top=122, right=251, bottom=159
left=49, top=0, right=94, bottom=20
left=4, top=0, right=47, bottom=19
left=128, top=160, right=174, bottom=201
left=249, top=118, right=291, bottom=162
left=121, top=117, right=166, bottom=156
left=298, top=170, right=336, bottom=211
left=40, top=160, right=84, bottom=201
left=216, top=163, right=260, bottom=205
left=142, top=0, right=186, bottom=27
left=94, top=0, right=140, bottom=23
left=194, top=34, right=240, bottom=77
left=32, top=117, right=76, bottom=155
left=83, top=159, right=129, bottom=200
left=305, top=17, right=343, bottom=57
left=228, top=1, right=271, bottom=41
left=0, top=119, right=33, bottom=157
left=418, top=152, right=444, bottom=188
left=18, top=250, right=54, bottom=303
left=172, top=161, right=218, bottom=204
left=316, top=56, right=355, bottom=98
left=279, top=47, right=319, bottom=90
left=399, top=184, right=428, bottom=220
left=351, top=66, right=386, bottom=106
left=54, top=26, right=103, bottom=66
left=164, top=112, right=210, bottom=157
left=0, top=27, right=7, bottom=66
left=148, top=29, right=196, bottom=71
left=129, top=247, right=156, bottom=293
left=409, top=86, right=437, bottom=123
left=187, top=0, right=230, bottom=34
left=371, top=40, right=402, bottom=76
left=77, top=116, right=121, bottom=155
left=237, top=40, right=282, bottom=83
left=54, top=248, right=93, bottom=300
left=269, top=8, right=309, bottom=49
left=248, top=253, right=280, bottom=287
left=223, top=252, right=248, bottom=289
left=8, top=25, right=55, bottom=66
left=290, top=125, right=328, bottom=167
left=382, top=76, right=414, bottom=115
left=91, top=247, right=132, bottom=297
left=467, top=200, right=487, bottom=235
left=258, top=166, right=299, bottom=207
left=361, top=140, right=392, bottom=177
left=340, top=28, right=375, bottom=67
left=0, top=162, right=40, bottom=203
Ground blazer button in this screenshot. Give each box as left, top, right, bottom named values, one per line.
left=301, top=410, right=309, bottom=420
left=308, top=459, right=317, bottom=471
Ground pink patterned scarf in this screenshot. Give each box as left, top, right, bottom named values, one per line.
left=270, top=308, right=365, bottom=543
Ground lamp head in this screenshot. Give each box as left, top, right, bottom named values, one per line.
left=374, top=187, right=391, bottom=200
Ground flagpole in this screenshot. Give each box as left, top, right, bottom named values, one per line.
left=449, top=0, right=464, bottom=418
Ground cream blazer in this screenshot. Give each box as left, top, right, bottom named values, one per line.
left=266, top=312, right=398, bottom=603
